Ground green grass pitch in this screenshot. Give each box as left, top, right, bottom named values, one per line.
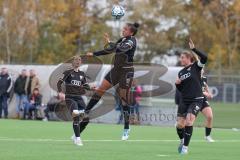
left=0, top=118, right=240, bottom=160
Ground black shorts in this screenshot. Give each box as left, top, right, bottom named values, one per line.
left=105, top=66, right=134, bottom=89
left=177, top=99, right=203, bottom=117
left=200, top=97, right=210, bottom=111
left=65, top=96, right=86, bottom=111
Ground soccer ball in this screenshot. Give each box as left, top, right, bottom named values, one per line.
left=111, top=5, right=125, bottom=20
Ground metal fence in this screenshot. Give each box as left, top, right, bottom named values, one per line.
left=207, top=74, right=240, bottom=103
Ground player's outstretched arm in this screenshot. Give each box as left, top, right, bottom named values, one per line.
left=86, top=33, right=116, bottom=57
left=189, top=38, right=208, bottom=66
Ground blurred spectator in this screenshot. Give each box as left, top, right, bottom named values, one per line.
left=42, top=92, right=65, bottom=121
left=0, top=67, right=13, bottom=118
left=14, top=69, right=28, bottom=118
left=130, top=80, right=142, bottom=124
left=26, top=69, right=40, bottom=96
left=24, top=88, right=42, bottom=119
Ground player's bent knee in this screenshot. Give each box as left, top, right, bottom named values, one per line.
left=72, top=110, right=80, bottom=118
left=185, top=119, right=194, bottom=126
left=177, top=123, right=185, bottom=129
left=73, top=116, right=80, bottom=125
left=186, top=115, right=195, bottom=126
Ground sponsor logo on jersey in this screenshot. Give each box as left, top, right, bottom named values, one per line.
left=71, top=80, right=82, bottom=86
left=180, top=72, right=191, bottom=81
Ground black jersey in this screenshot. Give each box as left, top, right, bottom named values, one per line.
left=176, top=62, right=203, bottom=101
left=176, top=48, right=207, bottom=102
left=93, top=36, right=137, bottom=67
left=57, top=69, right=88, bottom=96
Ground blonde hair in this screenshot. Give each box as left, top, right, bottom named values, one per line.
left=181, top=51, right=198, bottom=63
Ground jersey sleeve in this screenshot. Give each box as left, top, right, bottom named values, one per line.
left=93, top=42, right=116, bottom=56
left=192, top=48, right=207, bottom=68
left=175, top=83, right=183, bottom=91
left=57, top=70, right=70, bottom=92
left=81, top=72, right=87, bottom=84
left=117, top=39, right=135, bottom=53
left=175, top=72, right=183, bottom=91
left=81, top=72, right=91, bottom=90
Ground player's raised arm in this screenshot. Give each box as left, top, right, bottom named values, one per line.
left=189, top=38, right=208, bottom=67
left=86, top=33, right=116, bottom=57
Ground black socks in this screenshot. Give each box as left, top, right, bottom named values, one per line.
left=205, top=127, right=212, bottom=137
left=85, top=93, right=101, bottom=113
left=122, top=105, right=130, bottom=129
left=80, top=117, right=90, bottom=134
left=184, top=126, right=193, bottom=146
left=176, top=127, right=185, bottom=140
left=73, top=117, right=80, bottom=137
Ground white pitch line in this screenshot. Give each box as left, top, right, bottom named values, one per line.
left=156, top=154, right=170, bottom=157
left=0, top=138, right=240, bottom=143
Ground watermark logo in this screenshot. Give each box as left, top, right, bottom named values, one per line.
left=49, top=55, right=174, bottom=121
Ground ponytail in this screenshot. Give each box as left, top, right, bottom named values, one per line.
left=127, top=22, right=140, bottom=36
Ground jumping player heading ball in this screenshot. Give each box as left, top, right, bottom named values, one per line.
left=84, top=22, right=139, bottom=141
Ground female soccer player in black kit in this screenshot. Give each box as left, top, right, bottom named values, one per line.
left=84, top=22, right=139, bottom=140
left=200, top=70, right=214, bottom=142
left=57, top=56, right=93, bottom=146
left=175, top=70, right=215, bottom=143
left=175, top=39, right=208, bottom=154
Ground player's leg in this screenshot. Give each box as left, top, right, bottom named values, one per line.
left=72, top=115, right=83, bottom=146
left=76, top=98, right=90, bottom=136
left=201, top=106, right=214, bottom=142
left=180, top=101, right=201, bottom=154
left=176, top=117, right=185, bottom=141
left=66, top=98, right=82, bottom=146
left=85, top=79, right=112, bottom=114
left=176, top=104, right=186, bottom=140
left=176, top=116, right=186, bottom=152
left=80, top=117, right=90, bottom=133
left=119, top=87, right=131, bottom=140
left=118, top=70, right=134, bottom=140
left=176, top=103, right=187, bottom=153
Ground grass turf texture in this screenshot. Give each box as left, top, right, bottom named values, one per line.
left=194, top=102, right=240, bottom=128
left=0, top=119, right=240, bottom=160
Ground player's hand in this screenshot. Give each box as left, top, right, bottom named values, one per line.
left=91, top=86, right=96, bottom=91
left=189, top=38, right=195, bottom=49
left=86, top=52, right=93, bottom=56
left=58, top=92, right=65, bottom=100
left=175, top=77, right=181, bottom=85
left=203, top=91, right=213, bottom=99
left=103, top=33, right=110, bottom=44
left=89, top=83, right=96, bottom=91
